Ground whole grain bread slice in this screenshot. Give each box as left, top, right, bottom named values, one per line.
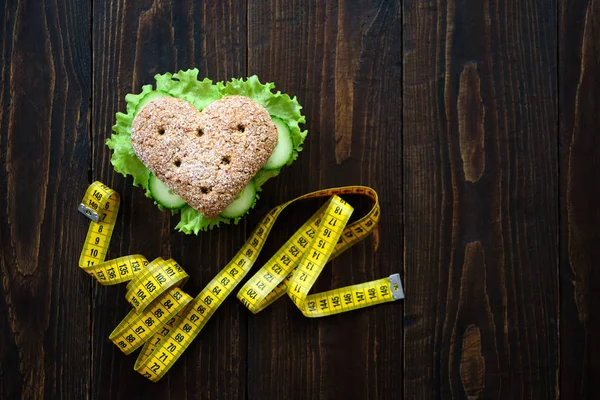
left=131, top=95, right=278, bottom=218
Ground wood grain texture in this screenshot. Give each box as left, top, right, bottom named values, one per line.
left=5, top=0, right=598, bottom=398
left=403, top=0, right=558, bottom=398
left=559, top=0, right=600, bottom=397
left=0, top=0, right=92, bottom=398
left=245, top=1, right=402, bottom=399
left=457, top=64, right=485, bottom=183
left=91, top=1, right=247, bottom=398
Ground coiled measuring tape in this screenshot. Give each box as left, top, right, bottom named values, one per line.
left=78, top=181, right=403, bottom=382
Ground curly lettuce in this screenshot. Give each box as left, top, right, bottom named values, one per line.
left=106, top=69, right=307, bottom=234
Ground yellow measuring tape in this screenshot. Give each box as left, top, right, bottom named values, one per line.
left=78, top=181, right=403, bottom=382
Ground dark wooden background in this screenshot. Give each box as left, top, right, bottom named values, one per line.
left=0, top=0, right=598, bottom=398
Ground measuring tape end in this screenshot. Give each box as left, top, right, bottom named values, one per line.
left=389, top=273, right=404, bottom=300
left=78, top=203, right=100, bottom=222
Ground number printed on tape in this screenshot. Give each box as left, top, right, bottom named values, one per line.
left=77, top=181, right=402, bottom=382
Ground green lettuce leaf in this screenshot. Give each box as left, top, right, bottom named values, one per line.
left=106, top=69, right=306, bottom=234
left=175, top=206, right=232, bottom=234
left=155, top=69, right=222, bottom=111
left=254, top=169, right=281, bottom=190
left=106, top=133, right=151, bottom=190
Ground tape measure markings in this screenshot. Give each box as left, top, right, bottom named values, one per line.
left=125, top=258, right=189, bottom=313
left=237, top=201, right=329, bottom=312
left=109, top=289, right=194, bottom=355
left=77, top=181, right=403, bottom=382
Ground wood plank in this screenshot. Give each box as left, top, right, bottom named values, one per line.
left=246, top=1, right=403, bottom=399
left=559, top=0, right=600, bottom=397
left=0, top=0, right=92, bottom=398
left=91, top=1, right=247, bottom=398
left=403, top=0, right=558, bottom=398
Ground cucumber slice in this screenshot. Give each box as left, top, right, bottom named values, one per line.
left=148, top=174, right=187, bottom=209
left=220, top=181, right=256, bottom=218
left=136, top=91, right=170, bottom=112
left=264, top=117, right=293, bottom=170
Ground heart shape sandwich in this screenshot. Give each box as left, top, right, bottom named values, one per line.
left=106, top=69, right=307, bottom=234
